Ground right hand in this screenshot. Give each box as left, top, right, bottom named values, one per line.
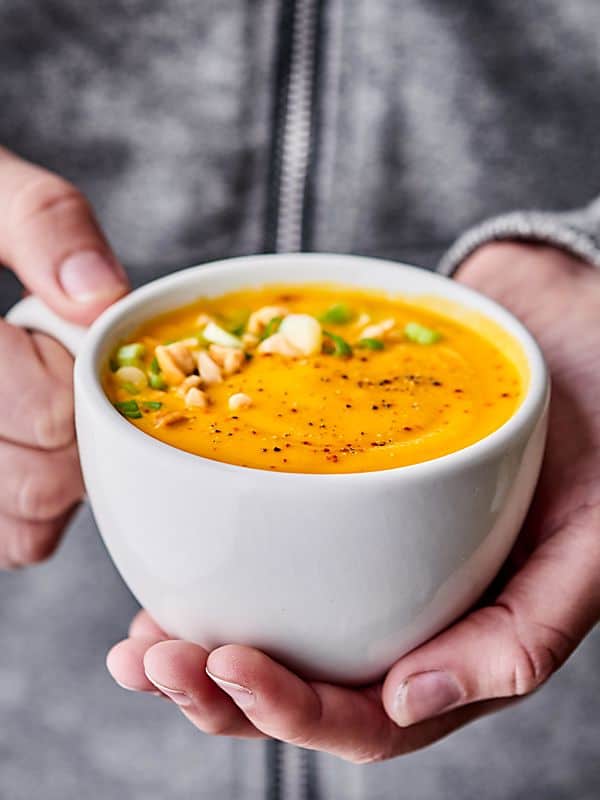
left=0, top=147, right=129, bottom=568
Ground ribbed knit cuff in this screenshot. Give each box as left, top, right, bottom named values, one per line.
left=438, top=210, right=600, bottom=277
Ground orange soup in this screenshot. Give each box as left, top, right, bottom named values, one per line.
left=102, top=284, right=524, bottom=473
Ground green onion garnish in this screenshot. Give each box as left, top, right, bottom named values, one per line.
left=149, top=356, right=160, bottom=374
left=121, top=381, right=140, bottom=395
left=116, top=342, right=145, bottom=367
left=142, top=401, right=163, bottom=411
left=322, top=330, right=353, bottom=358
left=404, top=322, right=441, bottom=345
left=319, top=303, right=354, bottom=325
left=357, top=337, right=384, bottom=351
left=226, top=310, right=250, bottom=337
left=114, top=400, right=143, bottom=419
left=148, top=372, right=167, bottom=390
left=260, top=316, right=283, bottom=341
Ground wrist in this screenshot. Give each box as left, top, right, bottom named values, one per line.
left=455, top=241, right=594, bottom=314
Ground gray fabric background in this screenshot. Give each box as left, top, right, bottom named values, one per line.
left=1, top=1, right=599, bottom=797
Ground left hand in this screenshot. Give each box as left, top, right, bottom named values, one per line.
left=107, top=243, right=600, bottom=762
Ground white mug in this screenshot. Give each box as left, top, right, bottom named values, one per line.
left=7, top=253, right=549, bottom=684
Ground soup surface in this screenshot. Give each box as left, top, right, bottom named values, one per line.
left=103, top=284, right=524, bottom=473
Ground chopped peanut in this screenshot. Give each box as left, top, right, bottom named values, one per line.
left=166, top=342, right=196, bottom=375
left=257, top=332, right=301, bottom=357
left=114, top=365, right=147, bottom=391
left=209, top=344, right=245, bottom=376
left=185, top=387, right=208, bottom=409
left=195, top=312, right=213, bottom=328
left=242, top=332, right=259, bottom=349
left=155, top=345, right=186, bottom=385
left=228, top=392, right=252, bottom=411
left=247, top=305, right=289, bottom=335
left=174, top=337, right=201, bottom=348
left=356, top=312, right=371, bottom=327
left=279, top=314, right=322, bottom=356
left=360, top=318, right=395, bottom=340
left=176, top=375, right=202, bottom=397
left=194, top=350, right=222, bottom=384
left=155, top=410, right=189, bottom=428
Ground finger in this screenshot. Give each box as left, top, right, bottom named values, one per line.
left=206, top=645, right=399, bottom=761
left=0, top=146, right=128, bottom=324
left=0, top=326, right=76, bottom=449
left=383, top=521, right=600, bottom=727
left=128, top=610, right=169, bottom=641
left=0, top=439, right=84, bottom=521
left=107, top=636, right=166, bottom=694
left=0, top=507, right=76, bottom=568
left=144, top=640, right=262, bottom=738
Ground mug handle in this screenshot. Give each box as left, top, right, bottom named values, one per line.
left=6, top=296, right=87, bottom=357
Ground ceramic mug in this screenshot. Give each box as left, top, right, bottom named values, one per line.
left=7, top=253, right=549, bottom=684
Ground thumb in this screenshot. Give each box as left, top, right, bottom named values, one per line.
left=0, top=147, right=129, bottom=325
left=382, top=524, right=600, bottom=727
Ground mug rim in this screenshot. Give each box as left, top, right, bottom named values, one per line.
left=75, top=252, right=549, bottom=482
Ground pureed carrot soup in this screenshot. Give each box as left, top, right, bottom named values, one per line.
left=103, top=284, right=525, bottom=473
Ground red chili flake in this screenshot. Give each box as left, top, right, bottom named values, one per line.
left=273, top=446, right=282, bottom=452
left=372, top=405, right=379, bottom=410
left=345, top=404, right=352, bottom=408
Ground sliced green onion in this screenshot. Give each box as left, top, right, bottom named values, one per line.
left=202, top=321, right=244, bottom=349
left=148, top=372, right=167, bottom=390
left=322, top=330, right=353, bottom=358
left=121, top=381, right=140, bottom=395
left=142, top=401, right=163, bottom=411
left=149, top=356, right=160, bottom=374
left=109, top=356, right=120, bottom=372
left=116, top=342, right=145, bottom=367
left=358, top=337, right=384, bottom=351
left=226, top=310, right=250, bottom=337
left=260, top=315, right=283, bottom=341
left=319, top=303, right=354, bottom=325
left=114, top=400, right=142, bottom=419
left=404, top=322, right=441, bottom=345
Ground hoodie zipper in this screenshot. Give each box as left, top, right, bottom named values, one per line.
left=267, top=2, right=321, bottom=798
left=268, top=0, right=320, bottom=254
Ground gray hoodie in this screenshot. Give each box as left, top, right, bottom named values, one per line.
left=1, top=2, right=600, bottom=799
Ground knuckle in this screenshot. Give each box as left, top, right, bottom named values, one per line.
left=17, top=467, right=73, bottom=521
left=32, top=386, right=75, bottom=449
left=11, top=173, right=90, bottom=228
left=510, top=625, right=571, bottom=696
left=493, top=604, right=572, bottom=697
left=4, top=519, right=62, bottom=568
left=13, top=524, right=59, bottom=567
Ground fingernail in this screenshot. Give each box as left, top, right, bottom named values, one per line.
left=114, top=680, right=162, bottom=698
left=145, top=678, right=193, bottom=707
left=59, top=250, right=126, bottom=302
left=205, top=668, right=254, bottom=709
left=394, top=671, right=462, bottom=727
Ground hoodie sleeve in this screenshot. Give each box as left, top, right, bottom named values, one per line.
left=437, top=199, right=600, bottom=276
